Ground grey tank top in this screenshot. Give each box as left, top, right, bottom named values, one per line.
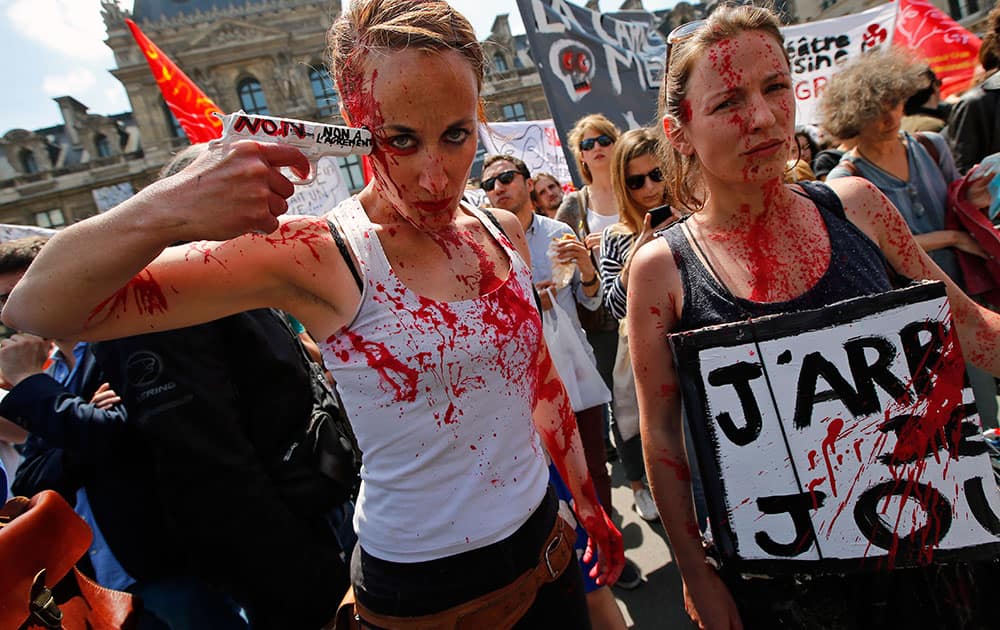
left=663, top=181, right=895, bottom=332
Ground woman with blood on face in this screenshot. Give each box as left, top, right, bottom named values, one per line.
left=628, top=4, right=1000, bottom=629
left=0, top=0, right=623, bottom=624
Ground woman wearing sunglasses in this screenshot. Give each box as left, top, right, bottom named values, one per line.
left=599, top=128, right=679, bottom=525
left=627, top=4, right=1000, bottom=629
left=557, top=114, right=622, bottom=255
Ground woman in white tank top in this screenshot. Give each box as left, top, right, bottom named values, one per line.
left=4, top=0, right=625, bottom=624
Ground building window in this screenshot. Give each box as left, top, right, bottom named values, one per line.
left=338, top=155, right=365, bottom=192
left=309, top=68, right=339, bottom=117
left=237, top=78, right=269, bottom=115
left=95, top=134, right=112, bottom=158
left=20, top=149, right=38, bottom=174
left=493, top=53, right=509, bottom=73
left=501, top=102, right=527, bottom=122
left=34, top=209, right=65, bottom=228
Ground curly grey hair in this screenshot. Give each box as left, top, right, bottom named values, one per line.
left=819, top=48, right=926, bottom=140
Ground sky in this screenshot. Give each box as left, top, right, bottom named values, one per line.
left=0, top=0, right=681, bottom=133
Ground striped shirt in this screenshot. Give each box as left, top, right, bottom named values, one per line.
left=598, top=227, right=635, bottom=321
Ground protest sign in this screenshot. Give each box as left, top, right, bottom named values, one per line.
left=92, top=182, right=135, bottom=213
left=894, top=0, right=982, bottom=99
left=0, top=225, right=55, bottom=242
left=516, top=0, right=665, bottom=185
left=285, top=157, right=352, bottom=217
left=781, top=3, right=897, bottom=126
left=478, top=119, right=572, bottom=187
left=671, top=282, right=1000, bottom=572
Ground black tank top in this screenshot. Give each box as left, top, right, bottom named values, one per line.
left=664, top=181, right=895, bottom=332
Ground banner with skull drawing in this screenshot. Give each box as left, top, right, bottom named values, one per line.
left=670, top=282, right=1000, bottom=573
left=516, top=0, right=665, bottom=186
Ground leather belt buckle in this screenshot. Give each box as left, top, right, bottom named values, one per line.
left=543, top=531, right=563, bottom=579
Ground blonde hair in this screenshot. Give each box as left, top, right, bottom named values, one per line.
left=567, top=113, right=621, bottom=184
left=609, top=128, right=666, bottom=237
left=819, top=48, right=926, bottom=140
left=656, top=3, right=786, bottom=211
left=328, top=0, right=485, bottom=123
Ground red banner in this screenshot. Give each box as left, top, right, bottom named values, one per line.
left=125, top=19, right=223, bottom=143
left=893, top=0, right=982, bottom=98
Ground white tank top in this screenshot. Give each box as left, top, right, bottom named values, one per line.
left=321, top=198, right=549, bottom=563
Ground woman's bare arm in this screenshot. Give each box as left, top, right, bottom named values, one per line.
left=1, top=142, right=328, bottom=341
left=629, top=239, right=742, bottom=630
left=497, top=211, right=624, bottom=586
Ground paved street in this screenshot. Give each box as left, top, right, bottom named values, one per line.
left=606, top=458, right=692, bottom=629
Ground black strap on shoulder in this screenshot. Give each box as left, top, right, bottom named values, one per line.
left=326, top=218, right=363, bottom=292
left=480, top=208, right=508, bottom=238
left=794, top=180, right=847, bottom=220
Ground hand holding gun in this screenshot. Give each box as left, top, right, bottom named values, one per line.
left=210, top=110, right=373, bottom=185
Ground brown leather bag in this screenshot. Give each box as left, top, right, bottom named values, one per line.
left=0, top=491, right=137, bottom=629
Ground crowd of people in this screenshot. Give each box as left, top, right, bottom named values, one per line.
left=1, top=0, right=1000, bottom=628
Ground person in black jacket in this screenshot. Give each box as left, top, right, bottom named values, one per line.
left=90, top=309, right=351, bottom=629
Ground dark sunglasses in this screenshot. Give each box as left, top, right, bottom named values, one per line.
left=666, top=19, right=707, bottom=70
left=481, top=169, right=522, bottom=192
left=579, top=135, right=614, bottom=152
left=625, top=168, right=664, bottom=191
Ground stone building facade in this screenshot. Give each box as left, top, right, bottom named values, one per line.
left=2, top=0, right=742, bottom=226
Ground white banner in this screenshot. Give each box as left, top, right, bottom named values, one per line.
left=286, top=156, right=353, bottom=217
left=92, top=182, right=136, bottom=213
left=781, top=3, right=898, bottom=127
left=0, top=224, right=56, bottom=242
left=478, top=119, right=573, bottom=186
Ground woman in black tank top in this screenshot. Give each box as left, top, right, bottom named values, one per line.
left=629, top=6, right=1000, bottom=629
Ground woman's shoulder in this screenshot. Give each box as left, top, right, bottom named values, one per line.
left=824, top=176, right=893, bottom=233
left=629, top=232, right=682, bottom=294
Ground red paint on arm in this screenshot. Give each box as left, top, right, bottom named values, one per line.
left=86, top=269, right=169, bottom=326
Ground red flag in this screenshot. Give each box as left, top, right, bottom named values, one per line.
left=893, top=0, right=982, bottom=98
left=125, top=19, right=223, bottom=143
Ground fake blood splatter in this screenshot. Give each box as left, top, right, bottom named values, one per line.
left=339, top=330, right=419, bottom=403
left=658, top=452, right=691, bottom=482
left=253, top=219, right=328, bottom=261
left=821, top=418, right=845, bottom=498
left=427, top=227, right=503, bottom=296
left=184, top=242, right=227, bottom=268
left=821, top=313, right=971, bottom=567
left=708, top=38, right=742, bottom=90
left=86, top=269, right=169, bottom=325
